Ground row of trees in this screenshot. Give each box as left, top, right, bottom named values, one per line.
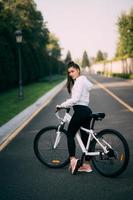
left=1, top=1, right=132, bottom=93
left=0, top=0, right=65, bottom=92
left=64, top=6, right=133, bottom=67
left=64, top=49, right=108, bottom=68
left=64, top=50, right=90, bottom=68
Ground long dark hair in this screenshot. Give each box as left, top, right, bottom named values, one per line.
left=67, top=61, right=80, bottom=94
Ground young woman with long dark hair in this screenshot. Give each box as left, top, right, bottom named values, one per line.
left=56, top=61, right=93, bottom=174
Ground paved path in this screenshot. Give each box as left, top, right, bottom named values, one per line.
left=0, top=74, right=133, bottom=200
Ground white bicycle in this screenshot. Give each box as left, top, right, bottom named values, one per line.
left=34, top=108, right=129, bottom=177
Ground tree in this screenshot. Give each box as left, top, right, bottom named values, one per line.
left=46, top=33, right=61, bottom=59
left=115, top=7, right=133, bottom=58
left=94, top=50, right=108, bottom=62
left=103, top=52, right=108, bottom=60
left=64, top=50, right=72, bottom=64
left=0, top=0, right=65, bottom=92
left=95, top=50, right=105, bottom=62
left=81, top=51, right=90, bottom=68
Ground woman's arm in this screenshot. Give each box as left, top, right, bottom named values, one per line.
left=60, top=78, right=84, bottom=108
left=60, top=76, right=94, bottom=108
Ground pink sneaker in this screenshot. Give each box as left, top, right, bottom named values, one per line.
left=70, top=158, right=79, bottom=174
left=78, top=164, right=92, bottom=173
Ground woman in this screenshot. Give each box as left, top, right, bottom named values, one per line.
left=56, top=61, right=93, bottom=174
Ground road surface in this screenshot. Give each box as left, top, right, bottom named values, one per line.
left=0, top=74, right=133, bottom=200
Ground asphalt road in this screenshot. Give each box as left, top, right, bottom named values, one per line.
left=0, top=74, right=133, bottom=200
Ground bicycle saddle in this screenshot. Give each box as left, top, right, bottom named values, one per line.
left=90, top=112, right=105, bottom=120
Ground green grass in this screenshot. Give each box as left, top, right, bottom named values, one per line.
left=101, top=72, right=133, bottom=79
left=0, top=76, right=65, bottom=126
left=112, top=73, right=133, bottom=79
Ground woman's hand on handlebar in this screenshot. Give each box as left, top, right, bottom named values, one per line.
left=55, top=106, right=70, bottom=113
left=55, top=105, right=62, bottom=112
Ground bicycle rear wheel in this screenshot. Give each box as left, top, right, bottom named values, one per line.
left=91, top=129, right=129, bottom=177
left=34, top=126, right=69, bottom=168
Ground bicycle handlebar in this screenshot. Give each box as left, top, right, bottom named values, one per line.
left=55, top=107, right=70, bottom=113
left=55, top=107, right=70, bottom=120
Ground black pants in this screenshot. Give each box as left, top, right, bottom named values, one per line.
left=67, top=105, right=92, bottom=157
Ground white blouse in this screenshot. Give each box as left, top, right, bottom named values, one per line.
left=60, top=75, right=93, bottom=108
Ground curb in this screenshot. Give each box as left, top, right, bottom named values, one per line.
left=0, top=80, right=66, bottom=151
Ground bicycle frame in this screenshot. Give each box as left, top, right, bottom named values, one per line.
left=34, top=109, right=129, bottom=177
left=55, top=111, right=110, bottom=156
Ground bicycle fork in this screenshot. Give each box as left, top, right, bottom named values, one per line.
left=53, top=125, right=62, bottom=149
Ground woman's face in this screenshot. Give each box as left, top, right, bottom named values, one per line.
left=68, top=67, right=80, bottom=80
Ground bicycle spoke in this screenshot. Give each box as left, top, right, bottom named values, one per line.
left=91, top=129, right=129, bottom=177
left=34, top=126, right=69, bottom=168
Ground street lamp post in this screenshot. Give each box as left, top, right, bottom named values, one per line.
left=48, top=51, right=52, bottom=82
left=15, top=30, right=23, bottom=99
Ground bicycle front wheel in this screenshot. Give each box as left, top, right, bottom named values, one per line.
left=91, top=129, right=129, bottom=177
left=34, top=126, right=69, bottom=168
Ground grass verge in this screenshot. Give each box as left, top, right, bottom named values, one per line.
left=112, top=73, right=133, bottom=79
left=0, top=76, right=65, bottom=126
left=98, top=72, right=133, bottom=79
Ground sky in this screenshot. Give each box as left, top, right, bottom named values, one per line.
left=35, top=0, right=133, bottom=60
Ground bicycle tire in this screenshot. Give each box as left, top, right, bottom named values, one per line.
left=90, top=129, right=129, bottom=177
left=34, top=126, right=69, bottom=168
